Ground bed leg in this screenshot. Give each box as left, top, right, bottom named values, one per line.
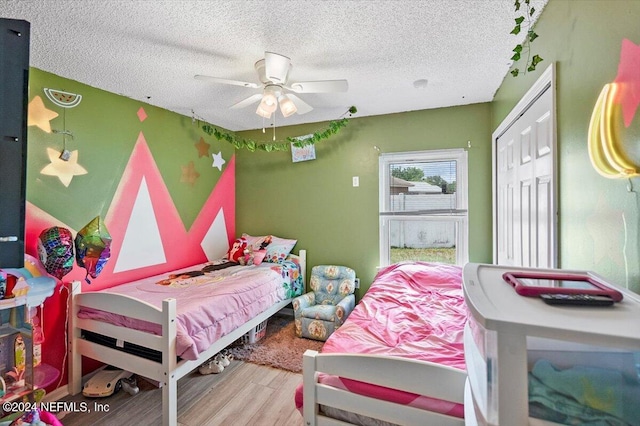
left=68, top=281, right=83, bottom=395
left=162, top=374, right=177, bottom=426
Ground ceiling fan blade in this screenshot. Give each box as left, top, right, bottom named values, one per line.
left=194, top=75, right=261, bottom=89
left=230, top=93, right=263, bottom=109
left=264, top=52, right=291, bottom=84
left=288, top=80, right=349, bottom=93
left=287, top=94, right=313, bottom=115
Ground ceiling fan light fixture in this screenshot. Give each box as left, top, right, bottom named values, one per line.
left=256, top=103, right=272, bottom=118
left=278, top=94, right=297, bottom=117
left=260, top=85, right=279, bottom=113
left=258, top=94, right=277, bottom=113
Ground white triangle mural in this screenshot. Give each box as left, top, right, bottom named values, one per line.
left=113, top=177, right=167, bottom=272
left=201, top=208, right=229, bottom=260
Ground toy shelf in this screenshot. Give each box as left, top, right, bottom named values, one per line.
left=0, top=297, right=27, bottom=311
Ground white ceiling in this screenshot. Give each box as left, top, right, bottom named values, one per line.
left=3, top=0, right=548, bottom=132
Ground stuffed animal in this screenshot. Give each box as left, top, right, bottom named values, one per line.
left=239, top=246, right=253, bottom=266
left=226, top=237, right=247, bottom=263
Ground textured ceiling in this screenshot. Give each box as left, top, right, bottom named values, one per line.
left=3, top=0, right=548, bottom=132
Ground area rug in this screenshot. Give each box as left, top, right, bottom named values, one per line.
left=227, top=315, right=324, bottom=373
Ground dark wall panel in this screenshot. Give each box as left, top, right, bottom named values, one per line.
left=0, top=19, right=29, bottom=268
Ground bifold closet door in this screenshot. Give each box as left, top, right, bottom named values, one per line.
left=495, top=85, right=555, bottom=268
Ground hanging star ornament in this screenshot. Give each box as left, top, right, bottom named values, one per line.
left=28, top=96, right=59, bottom=133
left=40, top=147, right=88, bottom=187
left=195, top=137, right=210, bottom=158
left=180, top=161, right=200, bottom=186
left=613, top=38, right=640, bottom=128
left=212, top=151, right=226, bottom=171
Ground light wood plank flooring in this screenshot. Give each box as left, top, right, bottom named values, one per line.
left=56, top=361, right=304, bottom=426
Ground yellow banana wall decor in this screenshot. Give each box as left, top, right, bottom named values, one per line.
left=588, top=83, right=639, bottom=179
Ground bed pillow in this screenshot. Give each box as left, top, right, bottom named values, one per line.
left=241, top=233, right=271, bottom=251
left=264, top=236, right=297, bottom=264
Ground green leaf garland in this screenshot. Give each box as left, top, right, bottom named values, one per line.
left=201, top=106, right=357, bottom=152
left=511, top=0, right=544, bottom=77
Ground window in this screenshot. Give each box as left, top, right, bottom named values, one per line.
left=379, top=149, right=468, bottom=266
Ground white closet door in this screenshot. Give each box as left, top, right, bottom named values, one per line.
left=494, top=65, right=556, bottom=268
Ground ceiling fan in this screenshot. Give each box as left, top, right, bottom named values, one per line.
left=195, top=51, right=348, bottom=119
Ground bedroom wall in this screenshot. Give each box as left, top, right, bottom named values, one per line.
left=235, top=104, right=494, bottom=296
left=492, top=0, right=640, bottom=294
left=20, top=68, right=236, bottom=390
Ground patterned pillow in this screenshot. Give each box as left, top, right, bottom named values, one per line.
left=264, top=236, right=297, bottom=263
left=241, top=233, right=271, bottom=251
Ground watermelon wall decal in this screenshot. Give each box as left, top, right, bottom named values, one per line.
left=44, top=88, right=82, bottom=108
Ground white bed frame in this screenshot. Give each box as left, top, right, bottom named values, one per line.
left=302, top=349, right=467, bottom=426
left=68, top=250, right=306, bottom=426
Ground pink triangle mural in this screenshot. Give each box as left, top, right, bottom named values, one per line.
left=25, top=132, right=236, bottom=291
left=23, top=115, right=235, bottom=391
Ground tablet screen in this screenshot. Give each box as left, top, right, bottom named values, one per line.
left=502, top=271, right=624, bottom=302
left=518, top=278, right=598, bottom=290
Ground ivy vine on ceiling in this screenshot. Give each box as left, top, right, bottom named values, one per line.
left=510, top=0, right=543, bottom=77
left=201, top=106, right=357, bottom=152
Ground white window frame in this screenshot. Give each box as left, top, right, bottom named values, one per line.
left=379, top=148, right=469, bottom=267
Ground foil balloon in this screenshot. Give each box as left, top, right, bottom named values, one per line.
left=37, top=227, right=74, bottom=279
left=75, top=216, right=112, bottom=283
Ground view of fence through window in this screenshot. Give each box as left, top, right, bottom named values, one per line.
left=388, top=160, right=458, bottom=264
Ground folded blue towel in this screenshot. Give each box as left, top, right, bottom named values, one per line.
left=528, top=359, right=640, bottom=426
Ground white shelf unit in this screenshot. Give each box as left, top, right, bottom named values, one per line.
left=462, top=263, right=640, bottom=425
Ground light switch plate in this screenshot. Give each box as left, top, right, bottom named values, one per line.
left=352, top=176, right=359, bottom=187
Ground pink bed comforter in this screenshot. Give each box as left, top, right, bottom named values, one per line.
left=295, top=261, right=468, bottom=419
left=78, top=263, right=289, bottom=360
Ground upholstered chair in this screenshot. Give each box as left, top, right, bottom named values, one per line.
left=292, top=265, right=356, bottom=341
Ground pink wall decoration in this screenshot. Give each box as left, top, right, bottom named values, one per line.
left=24, top=131, right=235, bottom=390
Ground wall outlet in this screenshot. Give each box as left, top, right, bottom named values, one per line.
left=352, top=176, right=359, bottom=187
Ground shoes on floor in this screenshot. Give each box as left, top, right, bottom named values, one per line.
left=215, top=352, right=231, bottom=367
left=198, top=350, right=235, bottom=375
left=198, top=359, right=224, bottom=375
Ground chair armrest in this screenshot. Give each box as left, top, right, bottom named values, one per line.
left=334, top=294, right=356, bottom=326
left=292, top=292, right=316, bottom=318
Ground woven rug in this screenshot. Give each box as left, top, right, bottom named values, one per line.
left=227, top=315, right=324, bottom=373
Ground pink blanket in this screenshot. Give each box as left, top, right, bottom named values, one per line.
left=78, top=262, right=295, bottom=360
left=296, top=261, right=468, bottom=419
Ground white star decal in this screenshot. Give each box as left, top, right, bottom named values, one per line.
left=212, top=151, right=226, bottom=171
left=40, top=148, right=88, bottom=187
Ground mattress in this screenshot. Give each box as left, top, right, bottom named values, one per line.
left=78, top=259, right=303, bottom=360
left=296, top=261, right=468, bottom=421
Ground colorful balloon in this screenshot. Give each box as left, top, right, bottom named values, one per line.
left=74, top=216, right=112, bottom=283
left=37, top=227, right=74, bottom=279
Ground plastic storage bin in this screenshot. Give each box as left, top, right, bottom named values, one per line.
left=235, top=319, right=268, bottom=345
left=463, top=263, right=640, bottom=426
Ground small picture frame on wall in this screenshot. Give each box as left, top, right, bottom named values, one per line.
left=291, top=134, right=316, bottom=163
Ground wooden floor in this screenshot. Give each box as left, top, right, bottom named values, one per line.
left=57, top=361, right=304, bottom=426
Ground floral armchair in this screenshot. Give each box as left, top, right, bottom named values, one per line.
left=292, top=265, right=356, bottom=341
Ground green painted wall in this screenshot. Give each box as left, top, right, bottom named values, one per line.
left=236, top=105, right=493, bottom=296
left=492, top=0, right=640, bottom=294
